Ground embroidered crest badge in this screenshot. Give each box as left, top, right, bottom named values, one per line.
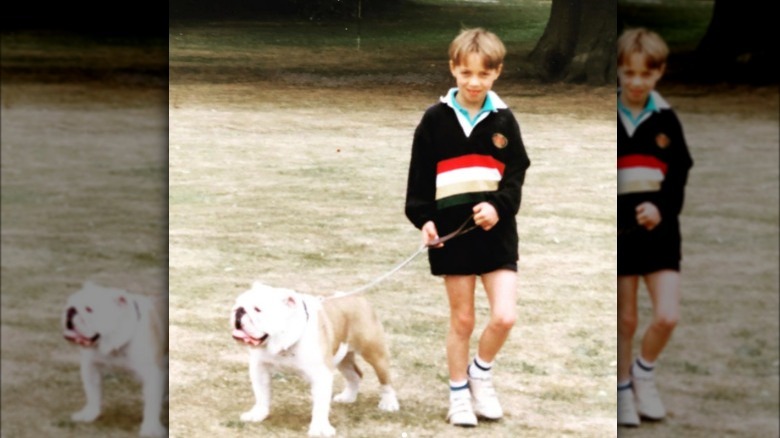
left=656, top=133, right=671, bottom=149
left=492, top=133, right=508, bottom=149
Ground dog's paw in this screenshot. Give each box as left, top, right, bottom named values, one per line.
left=307, top=422, right=336, bottom=437
left=71, top=406, right=101, bottom=422
left=333, top=389, right=358, bottom=404
left=378, top=392, right=400, bottom=412
left=139, top=421, right=167, bottom=437
left=240, top=406, right=269, bottom=423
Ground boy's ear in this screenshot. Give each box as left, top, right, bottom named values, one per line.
left=495, top=63, right=504, bottom=77
left=449, top=59, right=457, bottom=75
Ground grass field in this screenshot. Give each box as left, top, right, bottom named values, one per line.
left=167, top=80, right=616, bottom=437
left=1, top=1, right=777, bottom=437
left=1, top=36, right=168, bottom=437
left=617, top=84, right=780, bottom=438
left=168, top=4, right=618, bottom=436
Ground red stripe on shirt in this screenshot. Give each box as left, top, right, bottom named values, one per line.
left=617, top=154, right=668, bottom=174
left=437, top=154, right=505, bottom=175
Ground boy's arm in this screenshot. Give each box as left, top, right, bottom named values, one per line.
left=405, top=117, right=437, bottom=229
left=656, top=114, right=693, bottom=220
left=485, top=112, right=531, bottom=219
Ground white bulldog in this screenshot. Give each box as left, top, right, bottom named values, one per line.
left=62, top=281, right=168, bottom=437
left=231, top=282, right=400, bottom=437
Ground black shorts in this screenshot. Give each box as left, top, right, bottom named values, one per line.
left=427, top=216, right=519, bottom=276
left=618, top=220, right=682, bottom=276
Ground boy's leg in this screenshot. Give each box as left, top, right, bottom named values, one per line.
left=445, top=275, right=477, bottom=381
left=634, top=269, right=680, bottom=420
left=617, top=275, right=640, bottom=426
left=468, top=269, right=516, bottom=420
left=444, top=275, right=478, bottom=427
left=640, top=270, right=681, bottom=362
left=477, top=269, right=517, bottom=362
left=617, top=276, right=640, bottom=382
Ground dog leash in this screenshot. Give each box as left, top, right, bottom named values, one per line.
left=323, top=214, right=478, bottom=301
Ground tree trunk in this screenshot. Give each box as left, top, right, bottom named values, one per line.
left=529, top=0, right=616, bottom=84
left=695, top=0, right=777, bottom=83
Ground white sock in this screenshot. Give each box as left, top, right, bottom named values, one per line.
left=468, top=355, right=493, bottom=379
left=449, top=379, right=469, bottom=401
left=632, top=356, right=655, bottom=379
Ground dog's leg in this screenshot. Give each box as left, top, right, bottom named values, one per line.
left=138, top=366, right=167, bottom=437
left=306, top=367, right=336, bottom=437
left=72, top=350, right=102, bottom=422
left=333, top=352, right=361, bottom=403
left=241, top=351, right=271, bottom=422
left=360, top=344, right=400, bottom=412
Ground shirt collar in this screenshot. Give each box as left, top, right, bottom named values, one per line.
left=617, top=89, right=672, bottom=135
left=617, top=89, right=670, bottom=116
left=441, top=88, right=507, bottom=125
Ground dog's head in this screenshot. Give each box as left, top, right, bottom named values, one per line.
left=62, top=281, right=137, bottom=353
left=231, top=282, right=303, bottom=349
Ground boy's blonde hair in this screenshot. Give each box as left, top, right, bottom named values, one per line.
left=617, top=28, right=669, bottom=70
left=449, top=28, right=506, bottom=70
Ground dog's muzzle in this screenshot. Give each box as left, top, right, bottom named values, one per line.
left=232, top=307, right=268, bottom=346
left=63, top=307, right=100, bottom=346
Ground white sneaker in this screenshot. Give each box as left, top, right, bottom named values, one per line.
left=617, top=387, right=640, bottom=427
left=633, top=375, right=666, bottom=420
left=469, top=376, right=503, bottom=420
left=447, top=395, right=477, bottom=427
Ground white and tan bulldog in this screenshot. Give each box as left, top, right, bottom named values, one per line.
left=62, top=281, right=168, bottom=437
left=231, top=282, right=400, bottom=437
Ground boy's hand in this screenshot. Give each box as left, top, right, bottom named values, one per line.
left=422, top=221, right=443, bottom=248
left=635, top=202, right=662, bottom=230
left=473, top=202, right=498, bottom=231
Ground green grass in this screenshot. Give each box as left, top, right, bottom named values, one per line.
left=619, top=0, right=715, bottom=51
left=170, top=1, right=552, bottom=84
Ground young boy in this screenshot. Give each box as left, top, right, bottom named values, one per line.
left=616, top=28, right=693, bottom=427
left=404, top=28, right=531, bottom=427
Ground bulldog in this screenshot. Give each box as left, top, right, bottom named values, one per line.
left=62, top=281, right=168, bottom=437
left=231, top=282, right=400, bottom=437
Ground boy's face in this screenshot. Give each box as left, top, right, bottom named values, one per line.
left=618, top=52, right=665, bottom=108
left=450, top=53, right=502, bottom=109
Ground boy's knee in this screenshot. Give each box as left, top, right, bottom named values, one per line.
left=652, top=314, right=679, bottom=332
left=618, top=313, right=638, bottom=334
left=451, top=313, right=475, bottom=335
left=489, top=311, right=516, bottom=332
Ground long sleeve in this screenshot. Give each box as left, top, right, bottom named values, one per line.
left=485, top=111, right=531, bottom=219
left=404, top=113, right=438, bottom=229
left=656, top=113, right=693, bottom=221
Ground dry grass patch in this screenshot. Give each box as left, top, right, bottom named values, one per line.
left=618, top=86, right=779, bottom=437
left=169, top=79, right=617, bottom=437
left=1, top=81, right=167, bottom=437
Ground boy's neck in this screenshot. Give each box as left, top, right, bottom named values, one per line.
left=618, top=93, right=648, bottom=117
left=455, top=93, right=486, bottom=117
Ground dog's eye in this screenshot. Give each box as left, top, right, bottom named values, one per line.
left=85, top=306, right=93, bottom=313
left=253, top=307, right=261, bottom=313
